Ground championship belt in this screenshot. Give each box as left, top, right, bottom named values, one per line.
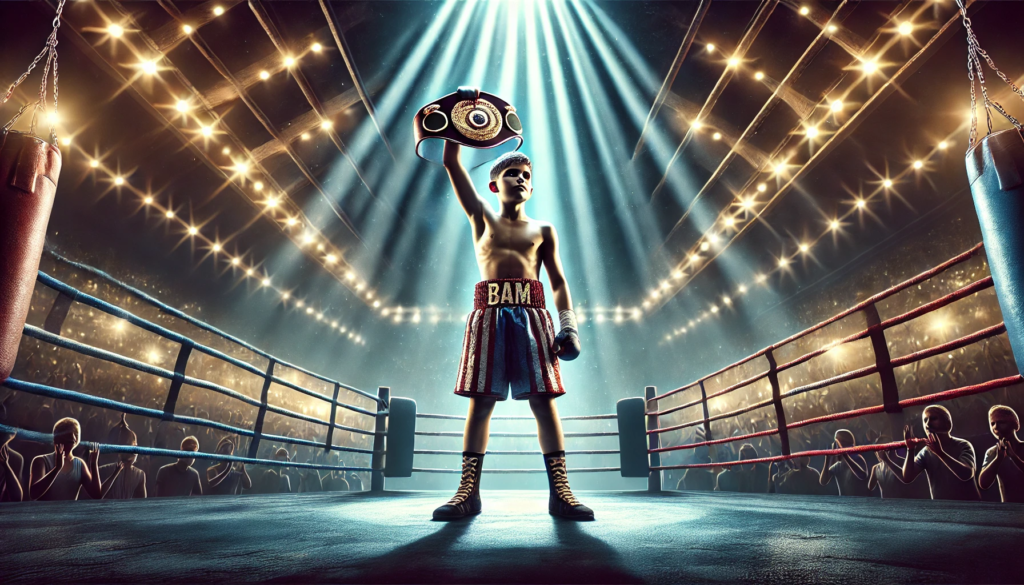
left=0, top=0, right=65, bottom=382
left=413, top=86, right=523, bottom=167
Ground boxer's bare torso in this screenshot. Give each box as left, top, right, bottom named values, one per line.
left=442, top=142, right=568, bottom=295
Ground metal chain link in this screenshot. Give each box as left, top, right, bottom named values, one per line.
left=2, top=0, right=66, bottom=145
left=956, top=0, right=1023, bottom=151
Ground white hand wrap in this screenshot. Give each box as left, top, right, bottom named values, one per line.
left=558, top=309, right=578, bottom=334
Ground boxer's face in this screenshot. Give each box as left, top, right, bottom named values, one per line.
left=489, top=164, right=532, bottom=204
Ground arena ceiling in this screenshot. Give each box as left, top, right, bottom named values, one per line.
left=2, top=0, right=1021, bottom=352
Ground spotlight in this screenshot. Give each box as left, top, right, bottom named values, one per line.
left=778, top=257, right=789, bottom=267
left=165, top=210, right=174, bottom=218
left=690, top=253, right=700, bottom=263
left=234, top=161, right=249, bottom=174
left=141, top=60, right=158, bottom=75
left=828, top=25, right=837, bottom=33
left=213, top=6, right=224, bottom=16
left=143, top=196, right=154, bottom=204
left=373, top=300, right=381, bottom=308
left=691, top=121, right=703, bottom=130
left=799, top=243, right=810, bottom=253
left=855, top=199, right=867, bottom=209
left=710, top=305, right=719, bottom=313
left=321, top=120, right=333, bottom=130
left=182, top=24, right=193, bottom=34
left=938, top=141, right=948, bottom=150
left=712, top=132, right=722, bottom=141
left=284, top=56, right=295, bottom=67
left=723, top=216, right=736, bottom=227
left=741, top=198, right=755, bottom=210
left=883, top=179, right=893, bottom=188
left=301, top=132, right=311, bottom=140
left=254, top=181, right=264, bottom=191
left=261, top=277, right=270, bottom=287
left=345, top=271, right=355, bottom=280
left=898, top=21, right=913, bottom=36
left=302, top=234, right=314, bottom=245
left=830, top=100, right=843, bottom=112
left=265, top=197, right=278, bottom=208
left=231, top=257, right=240, bottom=266
left=707, top=233, right=720, bottom=245
left=799, top=6, right=810, bottom=15
left=188, top=226, right=198, bottom=235
left=114, top=176, right=125, bottom=185
left=108, top=24, right=124, bottom=37
left=913, top=160, right=923, bottom=169
left=311, top=42, right=322, bottom=52
left=325, top=254, right=337, bottom=263
left=60, top=137, right=71, bottom=146
left=829, top=219, right=840, bottom=230
left=201, top=126, right=213, bottom=137
left=805, top=126, right=819, bottom=138
left=212, top=243, right=222, bottom=252
left=757, top=183, right=767, bottom=192
left=774, top=163, right=785, bottom=175
left=754, top=71, right=765, bottom=80
left=738, top=284, right=748, bottom=293
left=245, top=268, right=253, bottom=276
left=296, top=300, right=304, bottom=308
left=728, top=57, right=740, bottom=68
left=259, top=70, right=270, bottom=80
left=175, top=100, right=189, bottom=112
left=90, top=160, right=100, bottom=168
left=286, top=217, right=298, bottom=227
left=281, top=292, right=290, bottom=300
left=862, top=59, right=878, bottom=74
left=706, top=44, right=715, bottom=53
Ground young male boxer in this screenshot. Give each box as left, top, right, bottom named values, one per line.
left=432, top=93, right=592, bottom=521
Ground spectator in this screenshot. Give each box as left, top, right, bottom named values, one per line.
left=298, top=460, right=324, bottom=493
left=1, top=431, right=23, bottom=502
left=348, top=471, right=363, bottom=492
left=978, top=405, right=1024, bottom=503
left=871, top=448, right=930, bottom=499
left=715, top=444, right=764, bottom=492
left=255, top=448, right=293, bottom=494
left=155, top=436, right=203, bottom=497
left=205, top=437, right=251, bottom=496
left=819, top=430, right=873, bottom=497
left=677, top=428, right=716, bottom=491
left=28, top=417, right=102, bottom=501
left=897, top=405, right=981, bottom=501
left=771, top=457, right=831, bottom=496
left=97, top=415, right=146, bottom=499
left=322, top=455, right=350, bottom=492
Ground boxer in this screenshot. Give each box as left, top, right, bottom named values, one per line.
left=431, top=88, right=591, bottom=521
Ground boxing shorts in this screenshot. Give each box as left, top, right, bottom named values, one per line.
left=454, top=279, right=566, bottom=401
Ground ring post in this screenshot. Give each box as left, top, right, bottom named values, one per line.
left=645, top=385, right=662, bottom=492
left=616, top=397, right=649, bottom=478
left=370, top=386, right=389, bottom=492
left=247, top=359, right=276, bottom=459
left=384, top=397, right=416, bottom=478
left=765, top=348, right=791, bottom=457
left=698, top=380, right=712, bottom=441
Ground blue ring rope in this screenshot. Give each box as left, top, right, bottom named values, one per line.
left=1, top=378, right=379, bottom=455
left=34, top=271, right=382, bottom=418
left=45, top=250, right=378, bottom=403
left=0, top=424, right=373, bottom=472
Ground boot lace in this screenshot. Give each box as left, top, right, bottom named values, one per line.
left=547, top=456, right=580, bottom=507
left=447, top=456, right=479, bottom=505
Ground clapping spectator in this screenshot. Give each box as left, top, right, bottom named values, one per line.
left=155, top=436, right=203, bottom=497
left=978, top=405, right=1024, bottom=502
left=819, top=430, right=873, bottom=497
left=894, top=405, right=981, bottom=501
left=28, top=418, right=102, bottom=501
left=205, top=437, right=251, bottom=496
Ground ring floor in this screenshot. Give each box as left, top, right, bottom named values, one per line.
left=1, top=490, right=1021, bottom=584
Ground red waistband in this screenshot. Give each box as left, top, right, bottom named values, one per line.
left=474, top=279, right=546, bottom=310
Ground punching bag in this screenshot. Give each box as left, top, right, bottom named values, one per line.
left=959, top=0, right=1024, bottom=374
left=0, top=0, right=66, bottom=382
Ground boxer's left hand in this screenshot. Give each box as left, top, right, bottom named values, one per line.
left=553, top=309, right=581, bottom=361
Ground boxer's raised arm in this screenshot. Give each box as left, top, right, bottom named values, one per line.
left=443, top=141, right=490, bottom=230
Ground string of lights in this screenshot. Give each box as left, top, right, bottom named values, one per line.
left=638, top=1, right=986, bottom=338
left=66, top=1, right=389, bottom=315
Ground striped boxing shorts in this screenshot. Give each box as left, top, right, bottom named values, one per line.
left=454, top=278, right=566, bottom=401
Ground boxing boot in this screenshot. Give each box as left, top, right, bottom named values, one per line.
left=543, top=450, right=594, bottom=520
left=432, top=452, right=484, bottom=520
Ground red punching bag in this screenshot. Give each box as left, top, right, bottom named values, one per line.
left=0, top=0, right=66, bottom=382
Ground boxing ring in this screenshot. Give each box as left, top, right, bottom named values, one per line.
left=1, top=245, right=1023, bottom=584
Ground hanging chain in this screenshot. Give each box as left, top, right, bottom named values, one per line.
left=956, top=0, right=1023, bottom=151
left=3, top=0, right=66, bottom=145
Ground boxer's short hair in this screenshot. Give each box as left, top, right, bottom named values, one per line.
left=489, top=152, right=532, bottom=182
left=989, top=405, right=1020, bottom=429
